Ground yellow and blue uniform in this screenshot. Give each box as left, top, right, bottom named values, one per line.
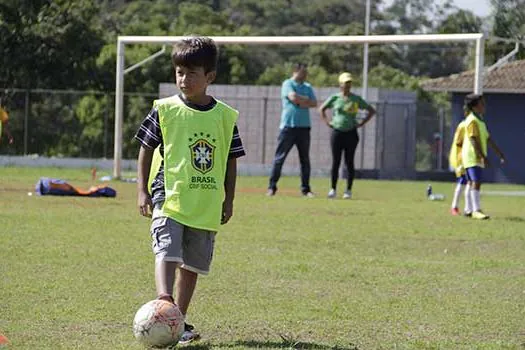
left=461, top=111, right=489, bottom=182
left=321, top=93, right=369, bottom=132
left=449, top=120, right=467, bottom=184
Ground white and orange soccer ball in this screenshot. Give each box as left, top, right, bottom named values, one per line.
left=132, top=299, right=185, bottom=347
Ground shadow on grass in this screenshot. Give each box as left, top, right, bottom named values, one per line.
left=501, top=216, right=525, bottom=223
left=167, top=340, right=359, bottom=350
left=232, top=340, right=359, bottom=349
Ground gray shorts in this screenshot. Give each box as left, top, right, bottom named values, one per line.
left=150, top=216, right=216, bottom=275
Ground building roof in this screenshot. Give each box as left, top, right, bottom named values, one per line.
left=420, top=59, right=525, bottom=94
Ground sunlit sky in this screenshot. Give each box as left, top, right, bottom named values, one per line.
left=453, top=0, right=490, bottom=17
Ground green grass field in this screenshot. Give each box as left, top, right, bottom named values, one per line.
left=1, top=167, right=524, bottom=350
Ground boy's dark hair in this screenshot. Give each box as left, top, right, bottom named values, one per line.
left=172, top=36, right=218, bottom=73
left=293, top=63, right=308, bottom=71
left=464, top=93, right=483, bottom=110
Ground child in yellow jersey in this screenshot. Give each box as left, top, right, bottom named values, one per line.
left=134, top=36, right=245, bottom=344
left=461, top=94, right=505, bottom=220
left=448, top=108, right=469, bottom=216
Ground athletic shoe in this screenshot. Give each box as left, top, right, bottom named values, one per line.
left=463, top=211, right=472, bottom=218
left=472, top=211, right=490, bottom=220
left=327, top=189, right=336, bottom=198
left=178, top=323, right=200, bottom=345
left=266, top=188, right=276, bottom=197
left=303, top=192, right=315, bottom=198
left=450, top=207, right=460, bottom=216
left=342, top=190, right=352, bottom=199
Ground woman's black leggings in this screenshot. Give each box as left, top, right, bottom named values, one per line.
left=330, top=128, right=359, bottom=191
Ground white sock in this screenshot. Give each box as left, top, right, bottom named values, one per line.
left=471, top=189, right=481, bottom=212
left=451, top=183, right=463, bottom=209
left=464, top=184, right=472, bottom=213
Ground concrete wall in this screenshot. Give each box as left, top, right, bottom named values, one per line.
left=160, top=83, right=417, bottom=176
left=0, top=84, right=418, bottom=180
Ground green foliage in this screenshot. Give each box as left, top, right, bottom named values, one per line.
left=487, top=0, right=525, bottom=62
left=122, top=95, right=151, bottom=159
left=257, top=63, right=338, bottom=87
left=0, top=0, right=104, bottom=89
left=76, top=95, right=110, bottom=158
left=369, top=63, right=423, bottom=91
left=1, top=0, right=519, bottom=158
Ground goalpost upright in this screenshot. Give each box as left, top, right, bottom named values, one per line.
left=113, top=33, right=485, bottom=179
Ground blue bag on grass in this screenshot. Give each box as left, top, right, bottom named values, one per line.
left=35, top=178, right=117, bottom=198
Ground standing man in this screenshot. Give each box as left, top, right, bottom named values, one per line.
left=267, top=63, right=317, bottom=197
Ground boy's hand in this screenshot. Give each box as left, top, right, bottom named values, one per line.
left=482, top=156, right=490, bottom=168
left=221, top=200, right=233, bottom=225
left=137, top=190, right=153, bottom=218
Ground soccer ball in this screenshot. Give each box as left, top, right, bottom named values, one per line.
left=132, top=299, right=185, bottom=347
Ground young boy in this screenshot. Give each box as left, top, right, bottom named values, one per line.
left=448, top=108, right=470, bottom=216
left=135, top=36, right=245, bottom=344
left=461, top=93, right=505, bottom=220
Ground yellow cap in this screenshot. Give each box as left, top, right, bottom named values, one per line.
left=338, top=72, right=353, bottom=84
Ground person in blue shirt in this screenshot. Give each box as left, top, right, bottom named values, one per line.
left=267, top=63, right=317, bottom=197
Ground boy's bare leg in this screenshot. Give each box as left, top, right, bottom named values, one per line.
left=175, top=267, right=198, bottom=315
left=155, top=260, right=178, bottom=299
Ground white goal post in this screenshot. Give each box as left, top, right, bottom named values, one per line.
left=114, top=33, right=486, bottom=178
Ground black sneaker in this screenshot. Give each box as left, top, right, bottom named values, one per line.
left=178, top=323, right=200, bottom=345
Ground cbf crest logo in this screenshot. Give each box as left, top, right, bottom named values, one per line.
left=189, top=132, right=216, bottom=174
left=344, top=102, right=359, bottom=114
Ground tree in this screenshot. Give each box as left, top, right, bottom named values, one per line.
left=488, top=0, right=525, bottom=62
left=2, top=0, right=498, bottom=158
left=0, top=0, right=104, bottom=89
left=379, top=0, right=481, bottom=78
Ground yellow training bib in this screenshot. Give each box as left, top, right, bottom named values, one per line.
left=150, top=95, right=238, bottom=231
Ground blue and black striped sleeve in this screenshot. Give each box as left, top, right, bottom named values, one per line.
left=135, top=108, right=163, bottom=150
left=229, top=125, right=245, bottom=159
left=135, top=107, right=244, bottom=158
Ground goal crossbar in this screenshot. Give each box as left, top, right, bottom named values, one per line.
left=119, top=33, right=484, bottom=45
left=114, top=33, right=486, bottom=178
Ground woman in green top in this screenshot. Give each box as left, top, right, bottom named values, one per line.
left=319, top=72, right=376, bottom=199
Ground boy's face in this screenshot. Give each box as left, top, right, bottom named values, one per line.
left=175, top=65, right=215, bottom=98
left=293, top=67, right=308, bottom=82
left=473, top=98, right=486, bottom=115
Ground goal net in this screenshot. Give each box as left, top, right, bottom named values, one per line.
left=113, top=34, right=486, bottom=178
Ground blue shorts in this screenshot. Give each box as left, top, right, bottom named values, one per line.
left=466, top=166, right=483, bottom=183
left=457, top=174, right=467, bottom=185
